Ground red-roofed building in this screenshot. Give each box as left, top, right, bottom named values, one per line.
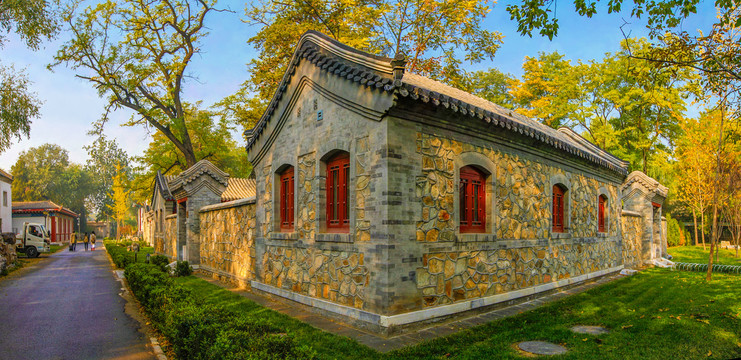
left=12, top=201, right=78, bottom=243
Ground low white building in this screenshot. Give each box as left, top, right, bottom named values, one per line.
left=0, top=169, right=11, bottom=233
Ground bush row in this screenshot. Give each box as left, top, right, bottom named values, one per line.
left=124, top=263, right=314, bottom=359
left=104, top=240, right=159, bottom=269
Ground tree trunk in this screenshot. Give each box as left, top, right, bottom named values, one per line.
left=642, top=149, right=648, bottom=174
left=692, top=210, right=699, bottom=246
left=706, top=100, right=726, bottom=282
left=701, top=211, right=706, bottom=250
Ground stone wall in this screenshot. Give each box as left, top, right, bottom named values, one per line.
left=262, top=245, right=369, bottom=309
left=416, top=240, right=621, bottom=307
left=415, top=133, right=620, bottom=243
left=621, top=211, right=644, bottom=268
left=164, top=215, right=177, bottom=259
left=199, top=200, right=257, bottom=287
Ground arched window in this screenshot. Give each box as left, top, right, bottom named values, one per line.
left=460, top=166, right=486, bottom=233
left=280, top=166, right=295, bottom=231
left=552, top=184, right=566, bottom=233
left=326, top=152, right=350, bottom=232
left=598, top=194, right=607, bottom=233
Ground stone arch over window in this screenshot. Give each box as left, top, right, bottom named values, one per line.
left=321, top=150, right=351, bottom=233
left=549, top=173, right=571, bottom=234
left=273, top=162, right=296, bottom=233
left=454, top=152, right=495, bottom=235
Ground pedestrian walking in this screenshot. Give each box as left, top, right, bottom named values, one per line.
left=83, top=232, right=89, bottom=251
left=90, top=231, right=96, bottom=251
left=70, top=232, right=77, bottom=251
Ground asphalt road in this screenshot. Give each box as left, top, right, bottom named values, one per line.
left=0, top=244, right=156, bottom=360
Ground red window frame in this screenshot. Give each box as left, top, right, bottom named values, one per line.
left=552, top=185, right=565, bottom=233
left=326, top=153, right=350, bottom=232
left=459, top=166, right=486, bottom=233
left=280, top=167, right=295, bottom=231
left=598, top=195, right=606, bottom=233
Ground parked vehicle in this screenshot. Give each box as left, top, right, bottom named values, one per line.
left=15, top=223, right=50, bottom=258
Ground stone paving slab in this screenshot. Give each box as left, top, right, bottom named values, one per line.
left=518, top=341, right=568, bottom=355
left=195, top=272, right=622, bottom=353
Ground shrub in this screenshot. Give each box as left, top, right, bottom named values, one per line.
left=150, top=255, right=170, bottom=273
left=175, top=261, right=193, bottom=277
left=666, top=213, right=683, bottom=247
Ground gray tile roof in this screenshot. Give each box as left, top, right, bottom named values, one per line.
left=221, top=178, right=256, bottom=202
left=245, top=31, right=629, bottom=175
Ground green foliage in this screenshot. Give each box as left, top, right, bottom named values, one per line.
left=224, top=0, right=503, bottom=131
left=84, top=136, right=131, bottom=220
left=0, top=0, right=58, bottom=50
left=665, top=213, right=683, bottom=247
left=130, top=109, right=251, bottom=203
left=124, top=262, right=313, bottom=359
left=150, top=254, right=170, bottom=273
left=104, top=240, right=154, bottom=268
left=505, top=0, right=703, bottom=40
left=0, top=64, right=39, bottom=154
left=10, top=144, right=93, bottom=227
left=52, top=0, right=227, bottom=168
left=175, top=260, right=193, bottom=277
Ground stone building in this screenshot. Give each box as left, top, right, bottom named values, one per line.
left=151, top=31, right=668, bottom=335
left=142, top=161, right=255, bottom=260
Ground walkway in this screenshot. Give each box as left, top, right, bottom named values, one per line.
left=198, top=272, right=623, bottom=353
left=0, top=244, right=156, bottom=360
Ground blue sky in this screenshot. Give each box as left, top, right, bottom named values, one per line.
left=0, top=0, right=717, bottom=171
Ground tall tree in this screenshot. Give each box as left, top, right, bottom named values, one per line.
left=0, top=0, right=58, bottom=154
left=51, top=0, right=226, bottom=168
left=221, top=0, right=503, bottom=130
left=10, top=143, right=93, bottom=230
left=85, top=135, right=130, bottom=220
left=459, top=68, right=515, bottom=109
left=131, top=109, right=251, bottom=203
left=107, top=163, right=131, bottom=238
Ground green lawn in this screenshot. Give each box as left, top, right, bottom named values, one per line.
left=668, top=245, right=741, bottom=266
left=176, top=269, right=741, bottom=359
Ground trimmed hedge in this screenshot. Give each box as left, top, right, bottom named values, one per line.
left=104, top=240, right=154, bottom=268
left=116, top=251, right=313, bottom=359
left=125, top=263, right=314, bottom=359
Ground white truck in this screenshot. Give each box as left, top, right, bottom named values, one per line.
left=14, top=223, right=51, bottom=258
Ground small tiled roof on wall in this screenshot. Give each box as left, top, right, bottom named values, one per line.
left=0, top=168, right=12, bottom=183
left=221, top=178, right=256, bottom=202
left=13, top=200, right=78, bottom=217
left=245, top=31, right=629, bottom=176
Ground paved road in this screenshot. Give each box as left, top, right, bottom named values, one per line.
left=0, top=244, right=156, bottom=360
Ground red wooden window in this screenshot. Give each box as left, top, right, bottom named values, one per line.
left=460, top=166, right=486, bottom=233
left=280, top=167, right=295, bottom=231
left=326, top=152, right=350, bottom=232
left=598, top=195, right=607, bottom=233
left=552, top=184, right=566, bottom=233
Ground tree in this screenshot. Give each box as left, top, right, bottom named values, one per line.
left=130, top=109, right=251, bottom=203
left=107, top=163, right=131, bottom=238
left=85, top=135, right=130, bottom=220
left=10, top=143, right=94, bottom=230
left=0, top=65, right=39, bottom=153
left=51, top=0, right=227, bottom=168
left=500, top=39, right=697, bottom=174
left=0, top=0, right=58, bottom=154
left=223, top=0, right=503, bottom=130
left=459, top=68, right=515, bottom=109
left=505, top=0, right=712, bottom=40
left=0, top=0, right=58, bottom=50
left=676, top=113, right=717, bottom=249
